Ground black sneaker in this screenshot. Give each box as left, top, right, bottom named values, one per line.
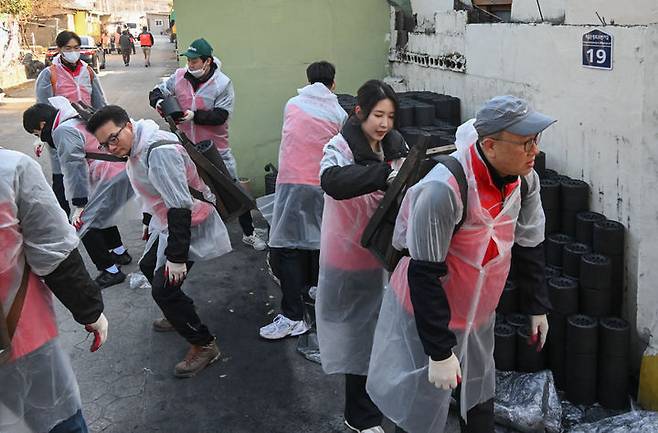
left=95, top=270, right=126, bottom=289
left=111, top=251, right=132, bottom=266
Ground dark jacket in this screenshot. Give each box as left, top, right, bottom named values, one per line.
left=119, top=33, right=133, bottom=50
left=321, top=116, right=408, bottom=200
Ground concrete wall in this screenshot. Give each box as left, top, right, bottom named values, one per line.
left=511, top=0, right=565, bottom=23
left=146, top=14, right=168, bottom=35
left=173, top=0, right=391, bottom=195
left=24, top=19, right=60, bottom=47
left=74, top=11, right=89, bottom=36
left=565, top=0, right=658, bottom=26
left=392, top=1, right=658, bottom=369
left=508, top=0, right=658, bottom=25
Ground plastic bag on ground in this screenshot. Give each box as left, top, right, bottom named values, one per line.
left=561, top=399, right=630, bottom=431
left=129, top=272, right=151, bottom=290
left=567, top=410, right=658, bottom=432
left=494, top=370, right=562, bottom=433
left=296, top=291, right=320, bottom=364
left=256, top=193, right=275, bottom=227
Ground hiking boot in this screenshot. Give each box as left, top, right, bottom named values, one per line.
left=259, top=314, right=309, bottom=340
left=242, top=234, right=267, bottom=251
left=174, top=339, right=221, bottom=378
left=95, top=270, right=126, bottom=289
left=111, top=251, right=132, bottom=266
left=153, top=317, right=175, bottom=332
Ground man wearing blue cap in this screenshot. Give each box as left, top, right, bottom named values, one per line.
left=367, top=95, right=555, bottom=433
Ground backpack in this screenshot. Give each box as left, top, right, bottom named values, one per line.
left=361, top=136, right=528, bottom=271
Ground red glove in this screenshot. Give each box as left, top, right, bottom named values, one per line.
left=84, top=313, right=108, bottom=352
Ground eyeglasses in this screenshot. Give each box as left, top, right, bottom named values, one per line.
left=98, top=124, right=126, bottom=150
left=491, top=133, right=541, bottom=153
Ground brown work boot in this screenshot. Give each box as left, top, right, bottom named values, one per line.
left=152, top=317, right=175, bottom=332
left=174, top=339, right=221, bottom=378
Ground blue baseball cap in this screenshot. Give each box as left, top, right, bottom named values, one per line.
left=474, top=95, right=556, bottom=137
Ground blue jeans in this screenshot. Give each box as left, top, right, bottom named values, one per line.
left=50, top=410, right=88, bottom=433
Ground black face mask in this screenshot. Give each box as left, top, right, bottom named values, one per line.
left=40, top=116, right=56, bottom=148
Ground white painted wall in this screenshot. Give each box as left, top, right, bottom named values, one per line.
left=565, top=0, right=658, bottom=26
left=390, top=1, right=658, bottom=361
left=511, top=0, right=565, bottom=23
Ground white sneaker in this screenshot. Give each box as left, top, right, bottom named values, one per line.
left=242, top=234, right=267, bottom=251
left=259, top=314, right=309, bottom=340
left=254, top=227, right=269, bottom=240
left=344, top=421, right=385, bottom=433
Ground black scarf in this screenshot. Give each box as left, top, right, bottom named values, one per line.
left=340, top=115, right=408, bottom=165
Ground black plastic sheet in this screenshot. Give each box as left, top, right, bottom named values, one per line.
left=494, top=370, right=562, bottom=433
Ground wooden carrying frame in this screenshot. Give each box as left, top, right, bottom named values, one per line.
left=361, top=135, right=458, bottom=272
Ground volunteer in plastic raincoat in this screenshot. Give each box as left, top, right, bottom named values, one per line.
left=316, top=80, right=407, bottom=433
left=87, top=105, right=232, bottom=378
left=23, top=96, right=134, bottom=289
left=259, top=61, right=347, bottom=340
left=35, top=30, right=107, bottom=216
left=366, top=96, right=554, bottom=433
left=0, top=148, right=107, bottom=433
left=148, top=37, right=265, bottom=250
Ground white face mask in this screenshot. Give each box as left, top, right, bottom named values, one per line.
left=187, top=62, right=208, bottom=78
left=61, top=51, right=80, bottom=64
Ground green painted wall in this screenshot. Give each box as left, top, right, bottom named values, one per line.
left=173, top=0, right=391, bottom=195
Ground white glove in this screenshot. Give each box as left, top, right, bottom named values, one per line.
left=33, top=139, right=44, bottom=158
left=155, top=99, right=164, bottom=116
left=84, top=312, right=108, bottom=352
left=428, top=353, right=462, bottom=390
left=71, top=207, right=84, bottom=231
left=179, top=110, right=194, bottom=123
left=391, top=158, right=405, bottom=171
left=386, top=169, right=398, bottom=185
left=165, top=260, right=187, bottom=285
left=529, top=314, right=549, bottom=351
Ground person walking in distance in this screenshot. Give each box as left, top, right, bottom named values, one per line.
left=119, top=30, right=133, bottom=66
left=139, top=26, right=154, bottom=67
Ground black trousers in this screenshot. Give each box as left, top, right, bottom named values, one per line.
left=345, top=374, right=383, bottom=430
left=52, top=173, right=70, bottom=215
left=239, top=210, right=254, bottom=236
left=81, top=226, right=123, bottom=271
left=139, top=238, right=214, bottom=346
left=268, top=248, right=319, bottom=321
left=122, top=51, right=130, bottom=64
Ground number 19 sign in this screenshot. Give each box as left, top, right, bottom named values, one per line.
left=582, top=29, right=613, bottom=70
